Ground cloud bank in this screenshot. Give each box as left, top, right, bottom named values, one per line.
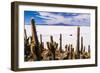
left=25, top=11, right=90, bottom=26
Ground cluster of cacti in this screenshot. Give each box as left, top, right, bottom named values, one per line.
left=24, top=18, right=91, bottom=61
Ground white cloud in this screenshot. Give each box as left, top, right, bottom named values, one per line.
left=38, top=12, right=90, bottom=26
left=75, top=14, right=90, bottom=19
left=71, top=14, right=90, bottom=26
left=38, top=12, right=72, bottom=24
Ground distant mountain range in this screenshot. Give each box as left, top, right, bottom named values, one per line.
left=36, top=23, right=72, bottom=26
left=26, top=23, right=90, bottom=26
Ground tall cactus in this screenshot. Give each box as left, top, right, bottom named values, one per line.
left=76, top=26, right=80, bottom=59
left=46, top=35, right=58, bottom=60
left=31, top=18, right=41, bottom=60
left=81, top=36, right=83, bottom=53
left=39, top=34, right=44, bottom=52
left=59, top=34, right=62, bottom=52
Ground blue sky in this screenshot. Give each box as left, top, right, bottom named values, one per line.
left=24, top=11, right=90, bottom=26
